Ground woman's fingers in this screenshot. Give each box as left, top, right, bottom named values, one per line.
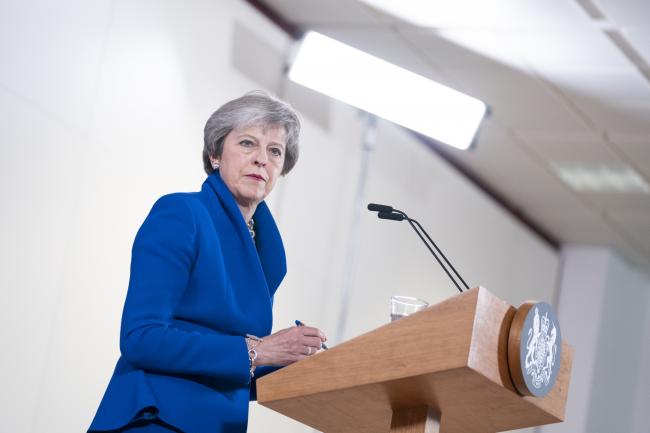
left=254, top=325, right=327, bottom=366
left=298, top=325, right=327, bottom=342
left=304, top=336, right=323, bottom=350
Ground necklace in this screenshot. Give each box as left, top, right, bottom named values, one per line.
left=247, top=218, right=255, bottom=239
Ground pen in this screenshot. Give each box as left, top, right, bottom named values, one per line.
left=295, top=320, right=329, bottom=350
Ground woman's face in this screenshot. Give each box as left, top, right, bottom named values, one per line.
left=216, top=123, right=287, bottom=211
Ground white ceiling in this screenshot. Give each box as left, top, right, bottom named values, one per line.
left=255, top=0, right=650, bottom=269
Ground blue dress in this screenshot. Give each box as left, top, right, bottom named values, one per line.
left=88, top=172, right=286, bottom=433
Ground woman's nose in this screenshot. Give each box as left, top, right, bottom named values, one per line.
left=254, top=147, right=268, bottom=166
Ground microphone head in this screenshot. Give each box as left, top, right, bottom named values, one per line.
left=377, top=211, right=405, bottom=221
left=368, top=203, right=394, bottom=213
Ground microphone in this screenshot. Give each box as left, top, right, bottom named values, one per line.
left=377, top=211, right=404, bottom=221
left=368, top=203, right=394, bottom=213
left=368, top=202, right=470, bottom=293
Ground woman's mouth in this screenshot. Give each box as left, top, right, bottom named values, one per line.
left=245, top=174, right=266, bottom=182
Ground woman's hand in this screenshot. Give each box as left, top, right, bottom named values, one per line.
left=254, top=325, right=327, bottom=366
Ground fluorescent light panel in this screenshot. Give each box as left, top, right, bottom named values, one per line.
left=551, top=163, right=650, bottom=193
left=288, top=31, right=486, bottom=150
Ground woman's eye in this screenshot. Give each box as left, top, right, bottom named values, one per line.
left=240, top=139, right=254, bottom=147
left=270, top=148, right=282, bottom=157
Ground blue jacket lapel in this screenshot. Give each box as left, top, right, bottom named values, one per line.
left=252, top=201, right=286, bottom=297
left=203, top=172, right=286, bottom=298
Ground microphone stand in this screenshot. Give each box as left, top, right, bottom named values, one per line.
left=371, top=204, right=470, bottom=294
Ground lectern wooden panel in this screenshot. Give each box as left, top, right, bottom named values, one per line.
left=257, top=287, right=572, bottom=433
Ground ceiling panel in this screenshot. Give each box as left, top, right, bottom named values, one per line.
left=596, top=0, right=650, bottom=42
left=449, top=131, right=582, bottom=210
left=570, top=100, right=650, bottom=134
left=615, top=245, right=650, bottom=267
left=607, top=209, right=650, bottom=229
left=607, top=210, right=650, bottom=253
left=524, top=135, right=624, bottom=165
left=262, top=0, right=383, bottom=25
left=402, top=29, right=530, bottom=69
left=489, top=172, right=582, bottom=211
left=609, top=135, right=650, bottom=178
left=512, top=30, right=635, bottom=75
left=254, top=0, right=650, bottom=268
left=580, top=191, right=650, bottom=213
left=442, top=64, right=589, bottom=132
left=307, top=26, right=441, bottom=82
left=585, top=230, right=650, bottom=266
left=546, top=71, right=650, bottom=104
left=472, top=117, right=511, bottom=145
left=525, top=204, right=620, bottom=244
left=515, top=129, right=603, bottom=143
left=621, top=28, right=650, bottom=67
left=357, top=0, right=591, bottom=30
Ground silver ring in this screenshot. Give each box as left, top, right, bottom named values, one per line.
left=307, top=346, right=312, bottom=356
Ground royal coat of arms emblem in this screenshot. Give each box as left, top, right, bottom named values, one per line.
left=508, top=301, right=562, bottom=397
left=525, top=307, right=558, bottom=389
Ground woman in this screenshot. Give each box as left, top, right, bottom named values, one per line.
left=88, top=91, right=327, bottom=433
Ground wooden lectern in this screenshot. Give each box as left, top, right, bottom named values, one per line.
left=257, top=287, right=573, bottom=433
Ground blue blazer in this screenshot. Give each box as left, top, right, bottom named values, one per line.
left=88, top=172, right=286, bottom=433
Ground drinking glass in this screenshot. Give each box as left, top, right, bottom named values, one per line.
left=390, top=295, right=429, bottom=321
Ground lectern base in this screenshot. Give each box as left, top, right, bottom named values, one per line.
left=390, top=407, right=440, bottom=433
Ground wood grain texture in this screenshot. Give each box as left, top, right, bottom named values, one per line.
left=257, top=287, right=573, bottom=433
left=390, top=407, right=440, bottom=433
left=507, top=302, right=536, bottom=396
left=259, top=289, right=480, bottom=402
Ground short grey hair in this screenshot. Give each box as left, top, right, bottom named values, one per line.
left=202, top=90, right=301, bottom=176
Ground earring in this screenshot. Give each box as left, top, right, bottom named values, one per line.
left=211, top=160, right=220, bottom=170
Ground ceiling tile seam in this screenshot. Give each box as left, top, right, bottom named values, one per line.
left=410, top=130, right=560, bottom=249
left=603, top=30, right=650, bottom=89
left=640, top=69, right=650, bottom=87
left=600, top=131, right=650, bottom=187
left=604, top=30, right=647, bottom=67
left=506, top=128, right=605, bottom=210
left=576, top=0, right=650, bottom=90
left=509, top=129, right=650, bottom=262
left=343, top=0, right=389, bottom=24
left=355, top=1, right=428, bottom=30
left=247, top=0, right=642, bottom=254
left=391, top=27, right=463, bottom=90
left=575, top=0, right=607, bottom=20
left=527, top=70, right=600, bottom=132
left=355, top=0, right=377, bottom=17
left=302, top=22, right=395, bottom=29
left=600, top=212, right=650, bottom=260
left=507, top=129, right=627, bottom=210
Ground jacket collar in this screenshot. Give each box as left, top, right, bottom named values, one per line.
left=203, top=171, right=286, bottom=297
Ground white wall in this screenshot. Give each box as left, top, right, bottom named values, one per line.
left=539, top=247, right=650, bottom=433
left=0, top=1, right=560, bottom=432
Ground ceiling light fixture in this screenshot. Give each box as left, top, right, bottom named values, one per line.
left=288, top=31, right=487, bottom=150
left=551, top=163, right=650, bottom=193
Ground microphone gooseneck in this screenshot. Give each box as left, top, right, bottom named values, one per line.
left=410, top=218, right=470, bottom=291
left=368, top=202, right=470, bottom=294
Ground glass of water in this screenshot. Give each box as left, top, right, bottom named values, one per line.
left=390, top=295, right=429, bottom=321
